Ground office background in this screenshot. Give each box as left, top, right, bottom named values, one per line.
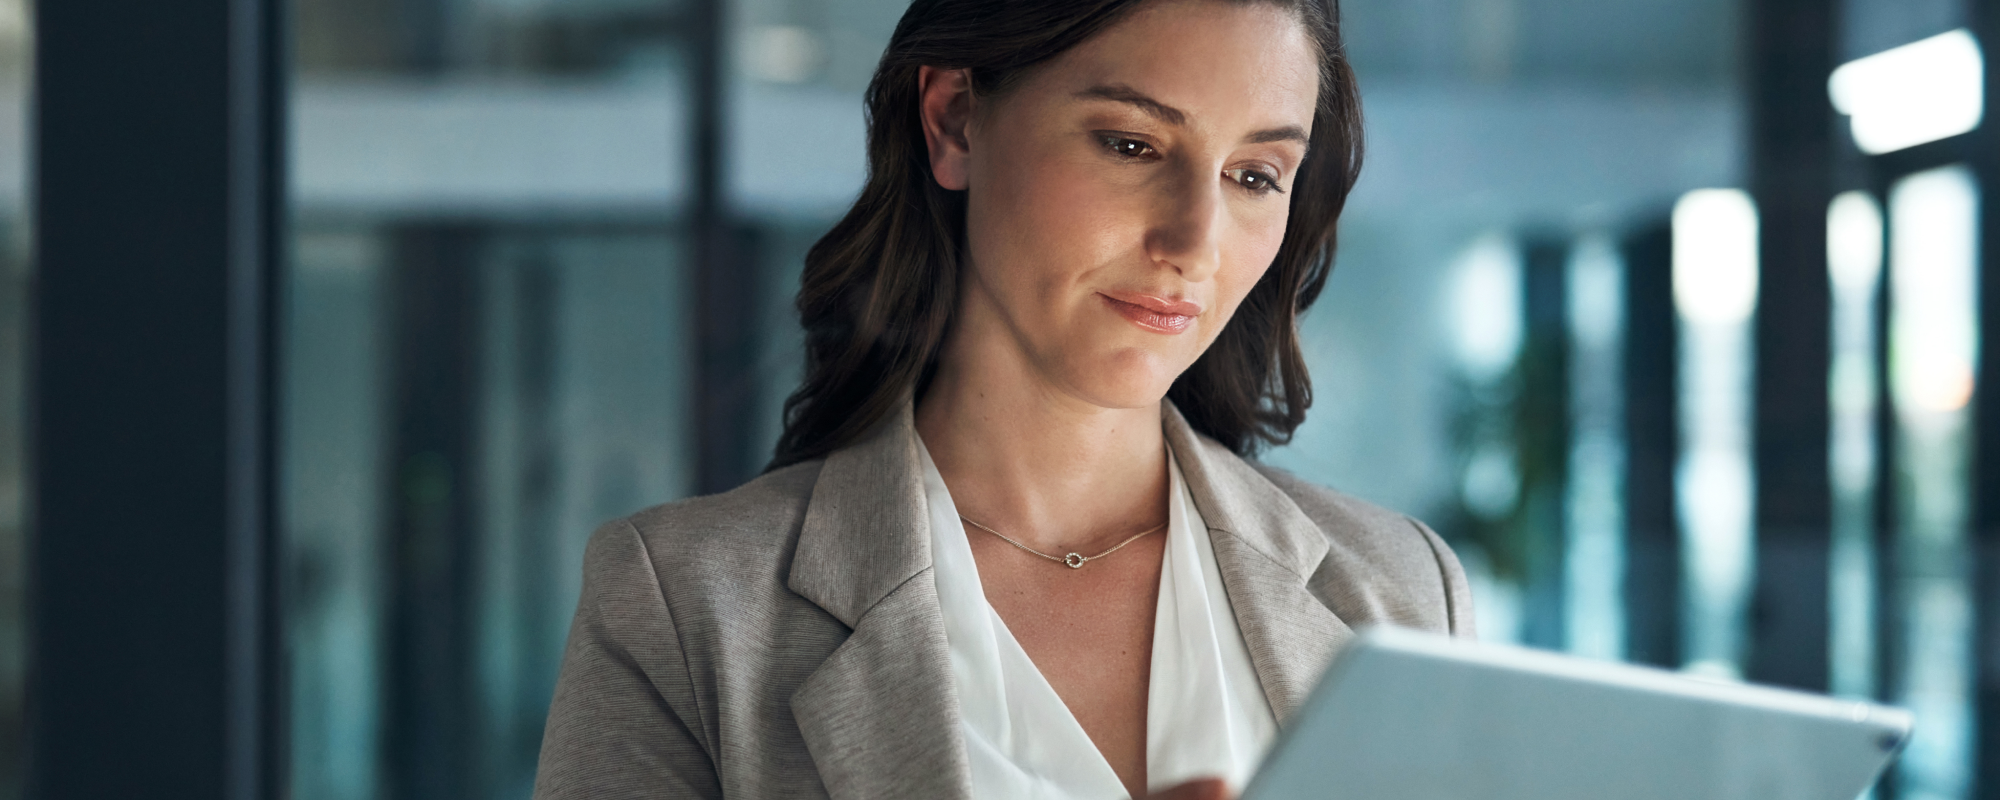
left=12, top=0, right=2000, bottom=797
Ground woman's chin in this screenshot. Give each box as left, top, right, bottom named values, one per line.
left=1054, top=362, right=1187, bottom=411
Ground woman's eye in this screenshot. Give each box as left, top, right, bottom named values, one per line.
left=1226, top=168, right=1285, bottom=195
left=1101, top=136, right=1155, bottom=159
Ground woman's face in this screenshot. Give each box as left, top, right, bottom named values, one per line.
left=932, top=0, right=1320, bottom=410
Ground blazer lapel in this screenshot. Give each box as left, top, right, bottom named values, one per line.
left=782, top=399, right=1348, bottom=795
left=1163, top=403, right=1355, bottom=724
left=786, top=404, right=974, bottom=800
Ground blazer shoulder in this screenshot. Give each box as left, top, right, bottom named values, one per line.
left=622, top=459, right=824, bottom=548
left=1250, top=462, right=1477, bottom=637
left=1256, top=462, right=1432, bottom=552
left=552, top=460, right=843, bottom=800
left=584, top=459, right=826, bottom=600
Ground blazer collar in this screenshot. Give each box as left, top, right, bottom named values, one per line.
left=787, top=400, right=974, bottom=800
left=1161, top=402, right=1355, bottom=721
left=784, top=400, right=1355, bottom=799
left=787, top=399, right=934, bottom=628
left=1160, top=402, right=1330, bottom=578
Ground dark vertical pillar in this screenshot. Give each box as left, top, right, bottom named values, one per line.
left=1871, top=191, right=1903, bottom=800
left=1967, top=2, right=2000, bottom=797
left=690, top=0, right=763, bottom=493
left=1518, top=237, right=1571, bottom=650
left=28, top=0, right=286, bottom=797
left=505, top=250, right=563, bottom=792
left=383, top=226, right=484, bottom=800
left=379, top=4, right=478, bottom=799
left=1744, top=0, right=1836, bottom=691
left=1624, top=222, right=1682, bottom=668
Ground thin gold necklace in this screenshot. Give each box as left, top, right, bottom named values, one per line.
left=957, top=514, right=1166, bottom=569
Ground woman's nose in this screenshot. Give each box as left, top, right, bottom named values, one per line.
left=1143, top=164, right=1225, bottom=284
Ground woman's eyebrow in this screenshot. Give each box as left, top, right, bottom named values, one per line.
left=1246, top=126, right=1310, bottom=147
left=1075, top=84, right=1186, bottom=126
left=1075, top=83, right=1309, bottom=148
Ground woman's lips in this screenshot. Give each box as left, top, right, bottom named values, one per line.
left=1100, top=292, right=1200, bottom=334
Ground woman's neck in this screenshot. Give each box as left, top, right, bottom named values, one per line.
left=914, top=325, right=1170, bottom=555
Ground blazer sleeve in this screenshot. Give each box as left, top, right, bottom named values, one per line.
left=534, top=519, right=722, bottom=799
left=1410, top=516, right=1479, bottom=640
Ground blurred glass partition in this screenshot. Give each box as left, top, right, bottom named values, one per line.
left=1260, top=0, right=1744, bottom=663
left=1826, top=190, right=1884, bottom=702
left=1563, top=234, right=1629, bottom=661
left=1441, top=233, right=1529, bottom=642
left=1885, top=164, right=1979, bottom=800
left=284, top=2, right=698, bottom=799
left=728, top=1, right=887, bottom=463
left=1672, top=189, right=1760, bottom=679
left=284, top=230, right=390, bottom=800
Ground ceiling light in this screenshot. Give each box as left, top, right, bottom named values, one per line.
left=1829, top=29, right=1984, bottom=155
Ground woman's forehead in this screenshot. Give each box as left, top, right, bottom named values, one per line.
left=1022, top=0, right=1320, bottom=131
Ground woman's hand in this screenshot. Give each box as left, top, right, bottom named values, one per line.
left=1144, top=777, right=1233, bottom=800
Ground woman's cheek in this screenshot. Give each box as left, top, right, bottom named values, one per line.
left=1050, top=155, right=1130, bottom=213
left=1025, top=167, right=1131, bottom=267
left=1228, top=214, right=1288, bottom=288
left=1243, top=203, right=1291, bottom=261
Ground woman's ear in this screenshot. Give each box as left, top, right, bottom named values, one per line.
left=917, top=66, right=974, bottom=191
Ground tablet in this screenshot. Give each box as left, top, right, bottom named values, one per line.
left=1243, top=626, right=1912, bottom=800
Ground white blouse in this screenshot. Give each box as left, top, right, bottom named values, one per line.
left=918, top=438, right=1278, bottom=800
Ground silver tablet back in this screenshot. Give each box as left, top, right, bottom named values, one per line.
left=1244, top=627, right=1912, bottom=800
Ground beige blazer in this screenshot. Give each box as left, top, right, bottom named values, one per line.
left=533, top=402, right=1476, bottom=800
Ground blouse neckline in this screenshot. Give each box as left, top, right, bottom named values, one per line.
left=918, top=435, right=1277, bottom=799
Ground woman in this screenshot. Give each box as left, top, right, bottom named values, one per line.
left=535, top=0, right=1474, bottom=797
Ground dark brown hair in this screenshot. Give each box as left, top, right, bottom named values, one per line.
left=770, top=0, right=1362, bottom=469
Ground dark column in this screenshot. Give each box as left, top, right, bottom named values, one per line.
left=1517, top=237, right=1571, bottom=650
left=1624, top=222, right=1682, bottom=668
left=1871, top=178, right=1902, bottom=800
left=1744, top=0, right=1836, bottom=692
left=1968, top=2, right=2000, bottom=797
left=505, top=251, right=565, bottom=791
left=28, top=0, right=287, bottom=797
left=383, top=226, right=485, bottom=800
left=690, top=0, right=763, bottom=493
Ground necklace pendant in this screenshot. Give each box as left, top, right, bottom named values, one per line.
left=1063, top=553, right=1086, bottom=569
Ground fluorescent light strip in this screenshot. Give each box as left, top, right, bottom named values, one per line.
left=1829, top=29, right=1985, bottom=155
